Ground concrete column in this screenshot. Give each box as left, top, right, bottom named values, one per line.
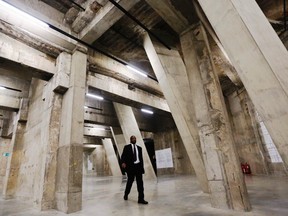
left=143, top=34, right=209, bottom=192
left=2, top=99, right=28, bottom=199
left=113, top=102, right=156, bottom=180
left=55, top=49, right=87, bottom=213
left=38, top=52, right=71, bottom=210
left=180, top=25, right=250, bottom=211
left=39, top=93, right=62, bottom=210
left=111, top=127, right=126, bottom=155
left=102, top=138, right=122, bottom=176
left=197, top=0, right=288, bottom=167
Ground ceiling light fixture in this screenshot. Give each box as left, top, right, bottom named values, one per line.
left=0, top=86, right=6, bottom=90
left=0, top=0, right=48, bottom=28
left=126, top=65, right=148, bottom=77
left=141, top=108, right=153, bottom=114
left=94, top=128, right=105, bottom=131
left=86, top=93, right=104, bottom=100
left=83, top=144, right=98, bottom=148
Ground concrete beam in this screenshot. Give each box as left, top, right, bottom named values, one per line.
left=143, top=34, right=209, bottom=193
left=0, top=3, right=76, bottom=51
left=4, top=0, right=66, bottom=30
left=0, top=33, right=56, bottom=78
left=0, top=95, right=20, bottom=111
left=71, top=0, right=101, bottom=33
left=0, top=74, right=30, bottom=98
left=87, top=73, right=170, bottom=112
left=0, top=111, right=15, bottom=138
left=83, top=136, right=102, bottom=145
left=84, top=109, right=119, bottom=126
left=145, top=0, right=190, bottom=34
left=79, top=0, right=140, bottom=43
left=0, top=20, right=64, bottom=58
left=88, top=52, right=163, bottom=97
left=84, top=127, right=112, bottom=138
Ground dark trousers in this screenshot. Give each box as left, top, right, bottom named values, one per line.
left=124, top=164, right=144, bottom=200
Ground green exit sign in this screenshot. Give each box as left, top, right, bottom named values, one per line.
left=2, top=153, right=10, bottom=157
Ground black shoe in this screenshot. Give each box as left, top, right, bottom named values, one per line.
left=138, top=200, right=148, bottom=204
left=124, top=195, right=128, bottom=200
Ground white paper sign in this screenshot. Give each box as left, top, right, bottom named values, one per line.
left=88, top=159, right=93, bottom=171
left=155, top=148, right=173, bottom=168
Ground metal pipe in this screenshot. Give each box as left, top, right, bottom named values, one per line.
left=107, top=0, right=171, bottom=50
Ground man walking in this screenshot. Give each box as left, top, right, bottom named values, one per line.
left=121, top=135, right=148, bottom=204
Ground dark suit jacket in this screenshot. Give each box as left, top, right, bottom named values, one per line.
left=121, top=144, right=145, bottom=174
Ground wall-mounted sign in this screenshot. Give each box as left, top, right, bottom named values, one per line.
left=155, top=148, right=173, bottom=169
left=2, top=153, right=10, bottom=157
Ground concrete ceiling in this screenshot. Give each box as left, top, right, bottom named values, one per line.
left=0, top=0, right=287, bottom=133
left=36, top=0, right=286, bottom=82
left=2, top=0, right=285, bottom=83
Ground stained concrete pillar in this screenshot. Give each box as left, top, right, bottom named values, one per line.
left=180, top=25, right=250, bottom=211
left=39, top=93, right=62, bottom=210
left=2, top=98, right=28, bottom=199
left=143, top=34, right=209, bottom=192
left=197, top=0, right=288, bottom=167
left=102, top=138, right=122, bottom=176
left=55, top=49, right=87, bottom=213
left=113, top=102, right=156, bottom=180
left=38, top=52, right=71, bottom=210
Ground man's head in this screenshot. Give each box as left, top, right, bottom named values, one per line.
left=130, top=135, right=136, bottom=144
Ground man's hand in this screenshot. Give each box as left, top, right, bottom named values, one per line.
left=121, top=163, right=126, bottom=169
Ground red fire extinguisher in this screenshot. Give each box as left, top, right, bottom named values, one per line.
left=241, top=162, right=251, bottom=174
left=245, top=162, right=251, bottom=174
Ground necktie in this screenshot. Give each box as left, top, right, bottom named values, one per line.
left=133, top=144, right=137, bottom=162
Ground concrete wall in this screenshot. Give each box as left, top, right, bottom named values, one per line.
left=227, top=89, right=288, bottom=176
left=0, top=138, right=11, bottom=190
left=227, top=90, right=268, bottom=175
left=153, top=129, right=194, bottom=176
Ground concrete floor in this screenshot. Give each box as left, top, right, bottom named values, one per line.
left=1, top=174, right=288, bottom=216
